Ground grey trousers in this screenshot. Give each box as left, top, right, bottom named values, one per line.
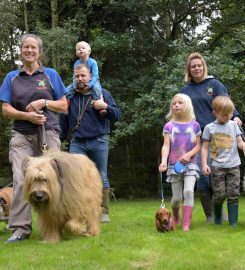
left=169, top=175, right=196, bottom=207
left=8, top=130, right=60, bottom=237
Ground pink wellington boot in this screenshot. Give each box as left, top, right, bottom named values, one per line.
left=182, top=206, right=193, bottom=232
left=172, top=207, right=181, bottom=225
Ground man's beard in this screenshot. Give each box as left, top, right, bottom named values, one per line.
left=76, top=82, right=88, bottom=93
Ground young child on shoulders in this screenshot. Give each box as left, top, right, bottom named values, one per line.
left=201, top=96, right=245, bottom=226
left=159, top=93, right=201, bottom=231
left=70, top=41, right=106, bottom=116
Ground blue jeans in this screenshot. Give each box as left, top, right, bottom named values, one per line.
left=69, top=135, right=110, bottom=188
left=196, top=144, right=212, bottom=191
left=91, top=80, right=102, bottom=100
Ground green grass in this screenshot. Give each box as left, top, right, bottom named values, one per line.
left=1, top=197, right=245, bottom=270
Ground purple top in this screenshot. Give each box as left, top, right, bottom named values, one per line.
left=163, top=121, right=201, bottom=165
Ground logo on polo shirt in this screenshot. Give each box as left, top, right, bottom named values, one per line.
left=36, top=79, right=48, bottom=90
left=207, top=87, right=214, bottom=95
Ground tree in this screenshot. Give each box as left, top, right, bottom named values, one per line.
left=0, top=0, right=245, bottom=196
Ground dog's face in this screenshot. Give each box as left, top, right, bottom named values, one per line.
left=28, top=175, right=50, bottom=209
left=23, top=156, right=63, bottom=211
left=0, top=189, right=12, bottom=218
left=156, top=208, right=171, bottom=224
left=23, top=157, right=51, bottom=209
left=0, top=198, right=6, bottom=217
left=155, top=207, right=175, bottom=232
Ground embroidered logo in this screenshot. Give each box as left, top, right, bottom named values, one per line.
left=36, top=79, right=48, bottom=90
left=207, top=87, right=214, bottom=95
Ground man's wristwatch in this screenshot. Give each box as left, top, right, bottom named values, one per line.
left=45, top=99, right=49, bottom=109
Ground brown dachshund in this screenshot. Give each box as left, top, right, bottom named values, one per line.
left=155, top=207, right=175, bottom=232
left=0, top=187, right=13, bottom=221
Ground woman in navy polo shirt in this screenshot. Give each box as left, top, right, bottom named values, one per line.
left=0, top=34, right=67, bottom=242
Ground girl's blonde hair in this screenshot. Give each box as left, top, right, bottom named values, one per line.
left=184, top=52, right=208, bottom=82
left=166, top=93, right=196, bottom=122
left=212, top=96, right=234, bottom=114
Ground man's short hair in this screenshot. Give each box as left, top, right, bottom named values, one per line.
left=74, top=63, right=90, bottom=73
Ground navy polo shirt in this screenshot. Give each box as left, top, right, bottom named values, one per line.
left=0, top=66, right=67, bottom=134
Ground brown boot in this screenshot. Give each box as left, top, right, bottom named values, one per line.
left=172, top=207, right=181, bottom=225
left=101, top=188, right=110, bottom=223
left=199, top=189, right=213, bottom=224
left=100, top=109, right=107, bottom=117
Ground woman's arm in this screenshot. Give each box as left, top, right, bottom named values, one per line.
left=2, top=102, right=46, bottom=125
left=26, top=96, right=67, bottom=113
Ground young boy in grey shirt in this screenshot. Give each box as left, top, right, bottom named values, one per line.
left=201, top=96, right=245, bottom=226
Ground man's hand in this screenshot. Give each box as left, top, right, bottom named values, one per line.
left=233, top=117, right=242, bottom=126
left=93, top=96, right=108, bottom=111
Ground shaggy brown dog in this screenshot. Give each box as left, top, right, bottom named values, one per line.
left=0, top=187, right=13, bottom=221
left=23, top=150, right=103, bottom=243
left=155, top=207, right=175, bottom=232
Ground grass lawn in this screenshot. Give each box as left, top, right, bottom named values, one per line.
left=0, top=196, right=245, bottom=270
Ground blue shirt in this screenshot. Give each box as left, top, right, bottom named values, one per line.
left=0, top=67, right=67, bottom=134
left=180, top=76, right=240, bottom=130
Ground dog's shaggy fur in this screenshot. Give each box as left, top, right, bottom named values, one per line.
left=0, top=187, right=13, bottom=221
left=23, top=150, right=103, bottom=243
left=155, top=207, right=175, bottom=232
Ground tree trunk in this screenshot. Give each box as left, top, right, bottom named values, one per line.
left=23, top=0, right=29, bottom=33
left=125, top=140, right=132, bottom=196
left=51, top=0, right=58, bottom=67
left=140, top=131, right=147, bottom=191
left=51, top=0, right=58, bottom=28
left=164, top=12, right=171, bottom=39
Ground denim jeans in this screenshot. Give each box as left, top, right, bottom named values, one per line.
left=196, top=143, right=212, bottom=191
left=69, top=135, right=110, bottom=188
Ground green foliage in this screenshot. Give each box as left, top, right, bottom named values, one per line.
left=0, top=0, right=20, bottom=76
left=0, top=0, right=245, bottom=197
left=36, top=20, right=80, bottom=84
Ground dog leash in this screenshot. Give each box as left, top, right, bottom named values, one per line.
left=36, top=110, right=48, bottom=153
left=0, top=182, right=12, bottom=190
left=159, top=172, right=165, bottom=208
left=40, top=124, right=48, bottom=153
